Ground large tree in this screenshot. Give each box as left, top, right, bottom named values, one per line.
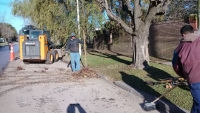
left=94, top=0, right=175, bottom=69
left=0, top=23, right=17, bottom=41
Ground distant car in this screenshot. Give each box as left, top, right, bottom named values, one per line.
left=0, top=38, right=5, bottom=43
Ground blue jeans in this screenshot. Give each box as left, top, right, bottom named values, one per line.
left=189, top=82, right=200, bottom=113
left=70, top=52, right=81, bottom=72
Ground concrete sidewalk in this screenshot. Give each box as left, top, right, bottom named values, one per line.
left=62, top=55, right=189, bottom=113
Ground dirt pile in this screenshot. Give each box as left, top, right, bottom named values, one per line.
left=72, top=67, right=99, bottom=78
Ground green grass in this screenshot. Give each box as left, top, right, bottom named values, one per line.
left=82, top=51, right=192, bottom=111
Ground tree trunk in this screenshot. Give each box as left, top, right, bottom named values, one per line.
left=131, top=33, right=149, bottom=69
left=83, top=30, right=87, bottom=67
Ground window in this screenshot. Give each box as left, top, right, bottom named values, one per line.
left=29, top=31, right=42, bottom=39
left=22, top=30, right=29, bottom=35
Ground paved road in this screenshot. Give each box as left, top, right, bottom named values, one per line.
left=0, top=43, right=19, bottom=74
left=0, top=57, right=165, bottom=113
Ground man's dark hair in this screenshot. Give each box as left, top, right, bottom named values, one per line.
left=180, top=25, right=194, bottom=35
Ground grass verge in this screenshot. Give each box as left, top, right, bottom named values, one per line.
left=81, top=50, right=192, bottom=111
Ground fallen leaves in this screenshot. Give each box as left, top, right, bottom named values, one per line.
left=72, top=67, right=99, bottom=79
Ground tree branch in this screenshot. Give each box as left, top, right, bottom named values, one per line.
left=96, top=0, right=133, bottom=34
left=124, top=0, right=133, bottom=14
left=121, top=0, right=134, bottom=22
left=134, top=0, right=143, bottom=31
left=145, top=0, right=171, bottom=23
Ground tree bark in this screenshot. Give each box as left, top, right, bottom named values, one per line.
left=131, top=36, right=149, bottom=69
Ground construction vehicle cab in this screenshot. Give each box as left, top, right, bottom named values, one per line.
left=19, top=29, right=65, bottom=64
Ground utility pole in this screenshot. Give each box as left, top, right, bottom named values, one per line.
left=76, top=0, right=80, bottom=37
left=81, top=0, right=87, bottom=67
left=76, top=0, right=81, bottom=55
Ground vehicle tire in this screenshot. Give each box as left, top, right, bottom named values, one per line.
left=45, top=51, right=54, bottom=64
left=53, top=50, right=59, bottom=62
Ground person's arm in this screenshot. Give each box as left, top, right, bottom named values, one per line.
left=78, top=38, right=84, bottom=44
left=66, top=39, right=70, bottom=53
left=172, top=51, right=185, bottom=78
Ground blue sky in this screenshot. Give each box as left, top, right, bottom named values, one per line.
left=0, top=1, right=24, bottom=33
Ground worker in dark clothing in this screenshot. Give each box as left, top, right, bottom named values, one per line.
left=66, top=32, right=83, bottom=72
left=172, top=25, right=200, bottom=113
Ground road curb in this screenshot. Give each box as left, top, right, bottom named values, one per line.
left=113, top=81, right=189, bottom=113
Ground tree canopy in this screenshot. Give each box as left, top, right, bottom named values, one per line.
left=0, top=23, right=17, bottom=40
left=12, top=0, right=105, bottom=43
left=166, top=0, right=197, bottom=21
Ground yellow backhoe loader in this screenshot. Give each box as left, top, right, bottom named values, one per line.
left=19, top=29, right=65, bottom=64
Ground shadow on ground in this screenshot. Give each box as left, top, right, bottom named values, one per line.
left=89, top=50, right=189, bottom=91
left=66, top=103, right=86, bottom=113
left=120, top=71, right=188, bottom=113
left=88, top=50, right=189, bottom=112
left=144, top=66, right=189, bottom=91
left=88, top=50, right=131, bottom=65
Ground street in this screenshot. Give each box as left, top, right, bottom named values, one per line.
left=0, top=43, right=19, bottom=74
